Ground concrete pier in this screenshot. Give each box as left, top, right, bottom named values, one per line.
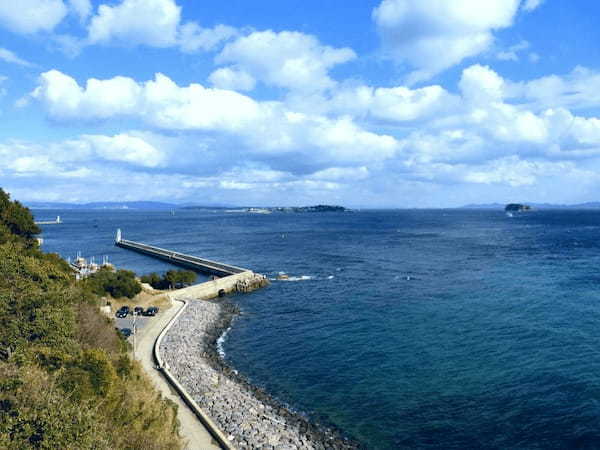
left=115, top=230, right=268, bottom=297
left=35, top=215, right=61, bottom=225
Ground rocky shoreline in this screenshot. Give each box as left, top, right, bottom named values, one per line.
left=160, top=298, right=359, bottom=449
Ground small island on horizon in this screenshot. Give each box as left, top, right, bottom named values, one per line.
left=504, top=203, right=532, bottom=212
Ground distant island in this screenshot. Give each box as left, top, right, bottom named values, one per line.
left=505, top=203, right=532, bottom=212
left=463, top=202, right=600, bottom=210
left=222, top=205, right=348, bottom=214
left=271, top=205, right=347, bottom=213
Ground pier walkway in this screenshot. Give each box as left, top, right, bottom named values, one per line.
left=35, top=215, right=61, bottom=225
left=115, top=229, right=248, bottom=278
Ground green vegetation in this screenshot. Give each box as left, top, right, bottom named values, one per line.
left=141, top=270, right=197, bottom=290
left=0, top=189, right=182, bottom=449
left=85, top=267, right=142, bottom=299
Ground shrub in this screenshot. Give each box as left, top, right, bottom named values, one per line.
left=142, top=270, right=197, bottom=290
left=85, top=268, right=141, bottom=299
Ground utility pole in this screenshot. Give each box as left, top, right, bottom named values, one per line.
left=132, top=310, right=137, bottom=360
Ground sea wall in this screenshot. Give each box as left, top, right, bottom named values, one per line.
left=153, top=298, right=235, bottom=450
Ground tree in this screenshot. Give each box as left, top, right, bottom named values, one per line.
left=85, top=268, right=141, bottom=299
left=140, top=272, right=161, bottom=287
left=0, top=189, right=40, bottom=244
left=141, top=270, right=197, bottom=290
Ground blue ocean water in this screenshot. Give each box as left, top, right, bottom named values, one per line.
left=37, top=208, right=600, bottom=449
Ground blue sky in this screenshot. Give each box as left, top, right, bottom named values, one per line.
left=2, top=0, right=600, bottom=207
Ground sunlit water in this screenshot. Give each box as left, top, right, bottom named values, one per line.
left=37, top=208, right=600, bottom=449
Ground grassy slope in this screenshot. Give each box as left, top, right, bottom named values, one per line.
left=0, top=189, right=183, bottom=449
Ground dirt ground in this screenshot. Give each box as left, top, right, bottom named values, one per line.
left=102, top=284, right=173, bottom=312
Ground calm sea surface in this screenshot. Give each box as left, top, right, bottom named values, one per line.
left=36, top=208, right=600, bottom=449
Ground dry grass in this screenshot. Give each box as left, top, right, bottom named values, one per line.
left=102, top=290, right=172, bottom=313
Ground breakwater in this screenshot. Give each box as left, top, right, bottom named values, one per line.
left=114, top=230, right=268, bottom=297
left=35, top=215, right=61, bottom=225
left=115, top=229, right=248, bottom=277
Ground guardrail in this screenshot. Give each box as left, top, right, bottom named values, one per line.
left=154, top=297, right=236, bottom=450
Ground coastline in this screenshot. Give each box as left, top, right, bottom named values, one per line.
left=160, top=297, right=359, bottom=449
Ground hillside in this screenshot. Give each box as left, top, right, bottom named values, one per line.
left=0, top=189, right=182, bottom=449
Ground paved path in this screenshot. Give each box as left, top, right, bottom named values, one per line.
left=135, top=300, right=221, bottom=450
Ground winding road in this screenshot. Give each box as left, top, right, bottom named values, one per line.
left=135, top=300, right=221, bottom=450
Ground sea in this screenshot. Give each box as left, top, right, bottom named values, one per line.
left=35, top=208, right=600, bottom=449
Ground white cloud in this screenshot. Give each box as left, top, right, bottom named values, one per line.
left=496, top=40, right=530, bottom=61
left=463, top=156, right=570, bottom=187
left=178, top=23, right=238, bottom=53
left=460, top=64, right=506, bottom=103
left=522, top=0, right=544, bottom=12
left=87, top=0, right=236, bottom=52
left=216, top=30, right=356, bottom=92
left=0, top=0, right=68, bottom=34
left=209, top=67, right=256, bottom=92
left=372, top=0, right=521, bottom=83
left=22, top=59, right=600, bottom=207
left=369, top=85, right=457, bottom=121
left=507, top=66, right=600, bottom=111
left=82, top=133, right=166, bottom=167
left=68, top=0, right=92, bottom=21
left=30, top=70, right=400, bottom=166
left=88, top=0, right=181, bottom=47
left=31, top=70, right=142, bottom=120
left=310, top=166, right=369, bottom=181
left=0, top=48, right=33, bottom=67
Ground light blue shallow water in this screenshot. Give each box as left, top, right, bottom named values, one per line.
left=37, top=209, right=600, bottom=449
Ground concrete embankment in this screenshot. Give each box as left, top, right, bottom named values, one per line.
left=173, top=271, right=268, bottom=299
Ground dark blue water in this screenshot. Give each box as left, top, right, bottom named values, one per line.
left=37, top=209, right=600, bottom=449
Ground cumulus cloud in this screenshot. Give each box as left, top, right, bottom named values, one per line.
left=29, top=70, right=400, bottom=166
left=216, top=30, right=356, bottom=92
left=87, top=0, right=236, bottom=52
left=20, top=58, right=600, bottom=207
left=68, top=0, right=92, bottom=22
left=507, top=66, right=600, bottom=112
left=81, top=133, right=166, bottom=167
left=88, top=0, right=181, bottom=47
left=178, top=23, right=238, bottom=53
left=209, top=67, right=256, bottom=92
left=0, top=0, right=68, bottom=34
left=0, top=133, right=166, bottom=174
left=328, top=84, right=459, bottom=122
left=463, top=156, right=571, bottom=187
left=372, top=0, right=522, bottom=83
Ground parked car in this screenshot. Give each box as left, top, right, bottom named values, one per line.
left=119, top=328, right=132, bottom=338
left=144, top=306, right=159, bottom=317
left=115, top=306, right=130, bottom=318
left=134, top=306, right=144, bottom=315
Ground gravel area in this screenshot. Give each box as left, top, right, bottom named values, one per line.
left=160, top=298, right=358, bottom=450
